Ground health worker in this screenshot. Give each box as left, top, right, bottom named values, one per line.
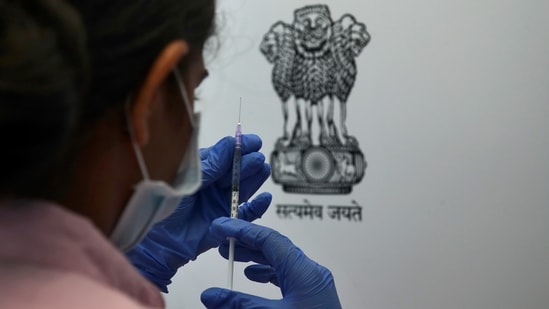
left=0, top=0, right=342, bottom=308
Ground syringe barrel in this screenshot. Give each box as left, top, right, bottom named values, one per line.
left=230, top=124, right=242, bottom=219
left=231, top=145, right=242, bottom=193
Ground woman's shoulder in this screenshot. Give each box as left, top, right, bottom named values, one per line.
left=0, top=262, right=162, bottom=309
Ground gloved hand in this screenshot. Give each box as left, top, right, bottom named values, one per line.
left=127, top=134, right=272, bottom=292
left=201, top=218, right=342, bottom=308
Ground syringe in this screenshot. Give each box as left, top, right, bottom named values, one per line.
left=227, top=100, right=242, bottom=290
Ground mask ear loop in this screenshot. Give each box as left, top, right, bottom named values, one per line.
left=172, top=69, right=196, bottom=129
left=125, top=97, right=150, bottom=181
left=125, top=70, right=191, bottom=182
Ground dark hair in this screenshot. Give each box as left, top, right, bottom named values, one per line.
left=0, top=0, right=216, bottom=199
left=0, top=0, right=87, bottom=198
left=69, top=0, right=216, bottom=123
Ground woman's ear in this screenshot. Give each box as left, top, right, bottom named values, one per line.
left=129, top=40, right=190, bottom=146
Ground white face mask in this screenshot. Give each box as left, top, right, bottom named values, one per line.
left=110, top=69, right=201, bottom=252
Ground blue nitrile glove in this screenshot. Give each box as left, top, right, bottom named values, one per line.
left=201, top=218, right=342, bottom=308
left=127, top=134, right=272, bottom=292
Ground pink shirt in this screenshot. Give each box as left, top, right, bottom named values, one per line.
left=0, top=200, right=164, bottom=308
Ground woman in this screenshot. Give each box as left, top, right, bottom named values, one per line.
left=0, top=0, right=342, bottom=308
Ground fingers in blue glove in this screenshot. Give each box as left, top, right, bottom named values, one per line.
left=210, top=218, right=284, bottom=260
left=218, top=239, right=270, bottom=265
left=200, top=134, right=263, bottom=187
left=237, top=161, right=271, bottom=203
left=245, top=264, right=280, bottom=286
left=204, top=218, right=343, bottom=308
left=237, top=192, right=272, bottom=222
left=201, top=134, right=263, bottom=160
left=209, top=218, right=306, bottom=273
left=216, top=152, right=270, bottom=193
left=201, top=288, right=278, bottom=308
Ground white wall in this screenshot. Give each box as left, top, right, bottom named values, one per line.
left=165, top=1, right=549, bottom=308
